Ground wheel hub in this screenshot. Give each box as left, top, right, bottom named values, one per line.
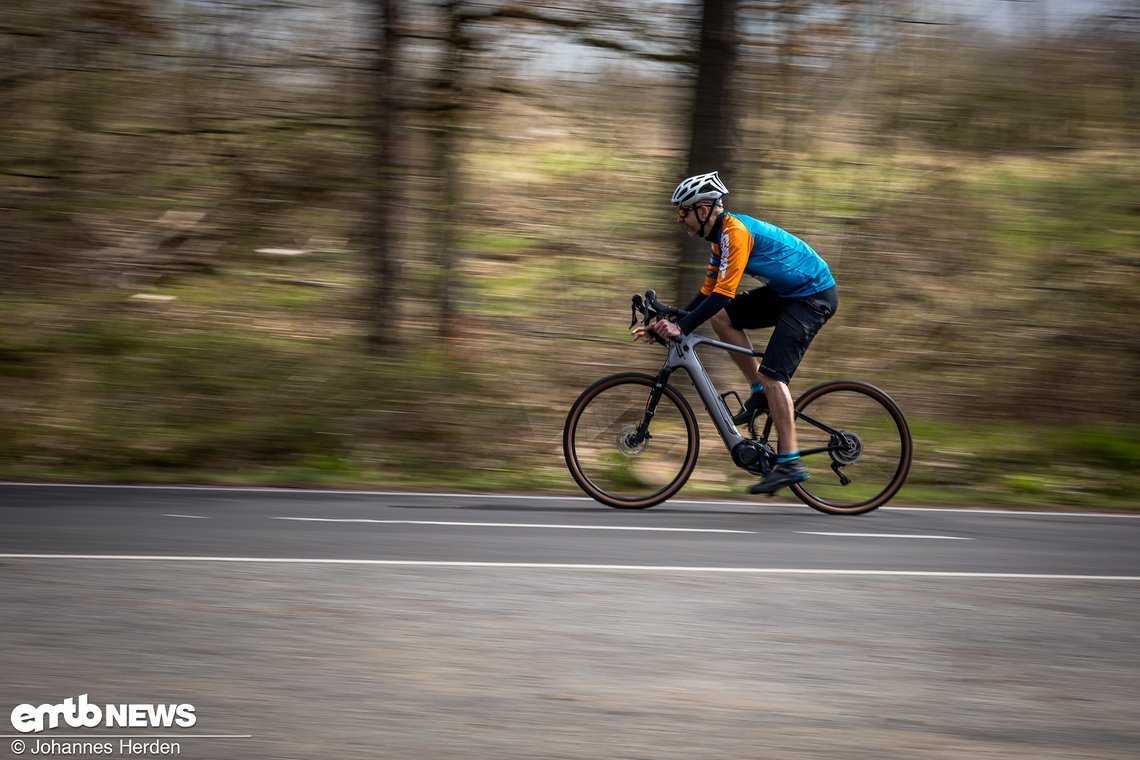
left=617, top=425, right=648, bottom=457
left=830, top=431, right=863, bottom=465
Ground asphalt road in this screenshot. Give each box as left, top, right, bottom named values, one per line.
left=1, top=484, right=1138, bottom=759
left=1, top=484, right=1138, bottom=576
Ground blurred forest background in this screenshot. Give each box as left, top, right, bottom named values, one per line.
left=1, top=0, right=1138, bottom=507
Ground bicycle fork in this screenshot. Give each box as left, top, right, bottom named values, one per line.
left=629, top=367, right=676, bottom=447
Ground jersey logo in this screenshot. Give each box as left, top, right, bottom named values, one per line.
left=718, top=232, right=731, bottom=279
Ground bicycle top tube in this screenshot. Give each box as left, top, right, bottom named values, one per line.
left=676, top=332, right=763, bottom=358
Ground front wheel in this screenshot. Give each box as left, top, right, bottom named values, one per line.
left=790, top=380, right=913, bottom=515
left=563, top=372, right=700, bottom=509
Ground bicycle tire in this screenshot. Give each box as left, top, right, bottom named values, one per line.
left=789, top=380, right=913, bottom=515
left=563, top=372, right=700, bottom=509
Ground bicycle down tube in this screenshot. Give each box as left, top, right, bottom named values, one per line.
left=657, top=332, right=756, bottom=452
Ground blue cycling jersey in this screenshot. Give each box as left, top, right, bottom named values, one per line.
left=700, top=212, right=835, bottom=299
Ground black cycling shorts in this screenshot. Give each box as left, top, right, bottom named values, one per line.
left=724, top=286, right=838, bottom=384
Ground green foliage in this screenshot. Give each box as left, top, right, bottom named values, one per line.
left=0, top=295, right=408, bottom=469
left=900, top=418, right=1140, bottom=509
left=466, top=232, right=537, bottom=254
left=1066, top=425, right=1140, bottom=470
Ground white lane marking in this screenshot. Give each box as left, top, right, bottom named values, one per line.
left=164, top=514, right=209, bottom=519
left=1, top=555, right=1138, bottom=581
left=273, top=517, right=753, bottom=534
left=2, top=482, right=1136, bottom=518
left=798, top=532, right=972, bottom=540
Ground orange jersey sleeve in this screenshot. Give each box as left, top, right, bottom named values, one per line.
left=698, top=271, right=717, bottom=297
left=700, top=215, right=754, bottom=298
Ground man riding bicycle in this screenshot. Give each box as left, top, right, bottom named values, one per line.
left=636, top=171, right=838, bottom=494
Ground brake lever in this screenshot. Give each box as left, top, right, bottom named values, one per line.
left=643, top=290, right=658, bottom=327
left=632, top=290, right=688, bottom=343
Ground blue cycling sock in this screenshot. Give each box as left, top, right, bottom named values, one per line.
left=750, top=380, right=764, bottom=394
left=776, top=451, right=800, bottom=464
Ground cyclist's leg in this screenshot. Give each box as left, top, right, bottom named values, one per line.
left=715, top=289, right=782, bottom=384
left=710, top=311, right=761, bottom=383
left=758, top=287, right=839, bottom=454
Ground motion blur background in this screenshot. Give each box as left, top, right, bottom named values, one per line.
left=1, top=0, right=1137, bottom=507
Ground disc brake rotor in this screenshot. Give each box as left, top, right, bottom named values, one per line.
left=617, top=425, right=648, bottom=457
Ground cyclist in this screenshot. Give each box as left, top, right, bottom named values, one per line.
left=635, top=171, right=838, bottom=494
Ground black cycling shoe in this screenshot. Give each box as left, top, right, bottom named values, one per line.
left=749, top=459, right=810, bottom=495
left=731, top=390, right=769, bottom=426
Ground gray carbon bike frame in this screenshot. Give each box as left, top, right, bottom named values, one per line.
left=655, top=333, right=762, bottom=452
left=652, top=333, right=848, bottom=468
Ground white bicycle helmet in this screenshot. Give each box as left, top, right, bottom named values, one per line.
left=671, top=171, right=729, bottom=207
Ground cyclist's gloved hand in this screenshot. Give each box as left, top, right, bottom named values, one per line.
left=631, top=318, right=679, bottom=344
left=648, top=319, right=682, bottom=342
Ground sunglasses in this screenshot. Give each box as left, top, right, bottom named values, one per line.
left=677, top=205, right=695, bottom=218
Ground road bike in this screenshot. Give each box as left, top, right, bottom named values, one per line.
left=563, top=290, right=913, bottom=515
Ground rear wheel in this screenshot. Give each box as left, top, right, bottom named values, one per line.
left=564, top=372, right=699, bottom=509
left=789, top=380, right=912, bottom=515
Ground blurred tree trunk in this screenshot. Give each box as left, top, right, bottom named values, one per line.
left=776, top=0, right=803, bottom=155
left=368, top=0, right=403, bottom=350
left=0, top=1, right=165, bottom=283
left=431, top=0, right=470, bottom=341
left=674, top=0, right=740, bottom=301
